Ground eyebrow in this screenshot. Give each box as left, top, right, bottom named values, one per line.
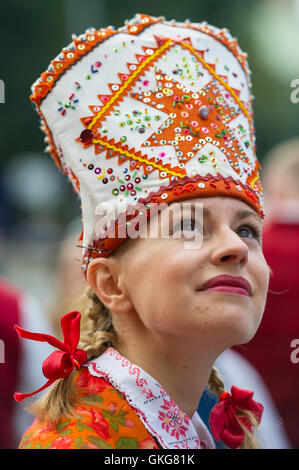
left=173, top=202, right=263, bottom=224
left=202, top=207, right=262, bottom=224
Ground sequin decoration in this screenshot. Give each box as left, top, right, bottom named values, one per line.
left=133, top=69, right=250, bottom=172
left=57, top=93, right=79, bottom=116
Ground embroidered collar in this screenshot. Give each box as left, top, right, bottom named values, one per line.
left=85, top=347, right=215, bottom=449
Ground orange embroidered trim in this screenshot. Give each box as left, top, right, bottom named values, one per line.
left=86, top=38, right=250, bottom=135
left=128, top=17, right=250, bottom=78
left=30, top=15, right=162, bottom=106
left=131, top=69, right=251, bottom=178
left=180, top=41, right=251, bottom=124
left=88, top=39, right=173, bottom=130
left=92, top=137, right=186, bottom=179
left=182, top=23, right=249, bottom=76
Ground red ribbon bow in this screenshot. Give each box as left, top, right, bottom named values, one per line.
left=14, top=311, right=87, bottom=402
left=208, top=385, right=264, bottom=449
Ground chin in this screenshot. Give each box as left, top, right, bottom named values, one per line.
left=218, top=306, right=259, bottom=346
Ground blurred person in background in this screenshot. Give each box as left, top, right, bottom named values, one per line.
left=233, top=137, right=299, bottom=448
left=0, top=276, right=55, bottom=448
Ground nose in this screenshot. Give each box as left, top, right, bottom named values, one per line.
left=210, top=226, right=249, bottom=266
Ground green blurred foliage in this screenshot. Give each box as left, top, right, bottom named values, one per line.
left=0, top=0, right=65, bottom=163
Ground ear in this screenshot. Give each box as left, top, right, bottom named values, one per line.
left=86, top=257, right=133, bottom=315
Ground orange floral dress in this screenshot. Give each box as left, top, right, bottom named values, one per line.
left=19, top=367, right=161, bottom=449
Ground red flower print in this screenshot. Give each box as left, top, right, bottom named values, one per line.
left=123, top=419, right=136, bottom=428
left=84, top=442, right=99, bottom=449
left=75, top=367, right=108, bottom=395
left=139, top=437, right=159, bottom=449
left=35, top=422, right=56, bottom=441
left=50, top=436, right=73, bottom=449
left=107, top=402, right=117, bottom=413
left=158, top=398, right=189, bottom=441
left=76, top=406, right=110, bottom=440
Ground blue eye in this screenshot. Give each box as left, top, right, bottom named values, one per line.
left=171, top=218, right=201, bottom=233
left=238, top=223, right=261, bottom=240
left=170, top=220, right=262, bottom=241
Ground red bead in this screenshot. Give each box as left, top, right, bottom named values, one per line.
left=80, top=129, right=94, bottom=144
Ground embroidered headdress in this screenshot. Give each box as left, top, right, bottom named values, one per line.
left=30, top=13, right=264, bottom=276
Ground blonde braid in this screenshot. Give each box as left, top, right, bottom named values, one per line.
left=208, top=366, right=226, bottom=396
left=208, top=366, right=262, bottom=449
left=78, top=286, right=118, bottom=360
left=27, top=286, right=117, bottom=423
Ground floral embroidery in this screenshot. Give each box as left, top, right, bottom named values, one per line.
left=158, top=398, right=189, bottom=440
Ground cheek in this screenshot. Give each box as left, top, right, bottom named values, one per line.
left=123, top=251, right=170, bottom=314
left=155, top=250, right=195, bottom=295
left=126, top=250, right=192, bottom=321
left=249, top=255, right=270, bottom=326
left=255, top=258, right=270, bottom=301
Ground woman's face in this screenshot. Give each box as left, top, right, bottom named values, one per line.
left=110, top=196, right=270, bottom=352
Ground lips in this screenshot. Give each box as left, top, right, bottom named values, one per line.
left=197, top=274, right=252, bottom=297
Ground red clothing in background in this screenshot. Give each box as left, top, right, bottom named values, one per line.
left=0, top=278, right=21, bottom=449
left=233, top=222, right=299, bottom=448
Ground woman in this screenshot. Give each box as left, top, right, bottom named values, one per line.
left=15, top=13, right=269, bottom=449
